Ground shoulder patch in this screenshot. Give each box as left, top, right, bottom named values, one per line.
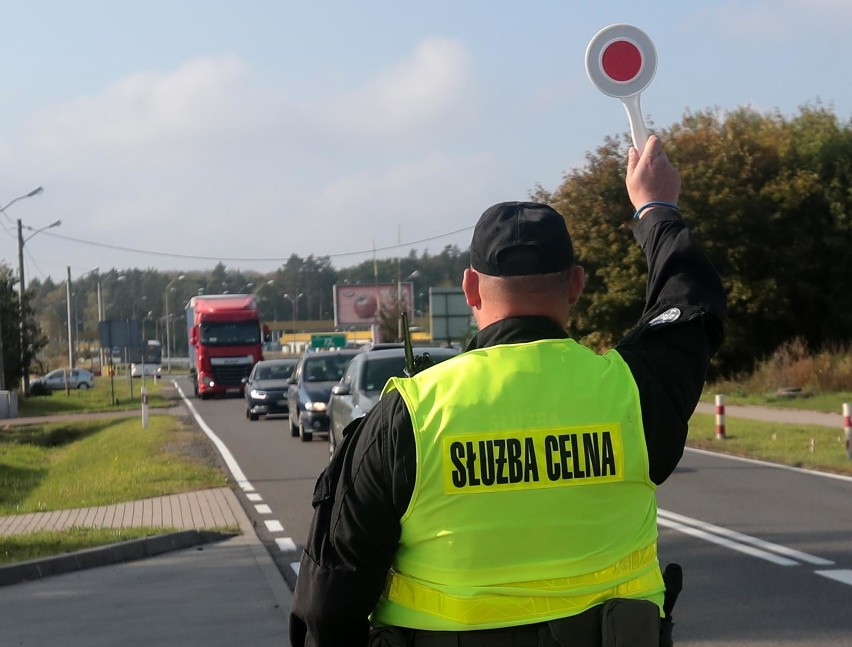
left=649, top=307, right=681, bottom=326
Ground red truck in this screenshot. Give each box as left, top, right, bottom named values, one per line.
left=186, top=294, right=263, bottom=399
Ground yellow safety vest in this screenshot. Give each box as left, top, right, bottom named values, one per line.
left=371, top=338, right=664, bottom=631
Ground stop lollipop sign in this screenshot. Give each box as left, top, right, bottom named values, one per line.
left=585, top=24, right=658, bottom=152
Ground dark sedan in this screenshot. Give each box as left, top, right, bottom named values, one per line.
left=327, top=346, right=460, bottom=458
left=243, top=359, right=298, bottom=421
left=287, top=350, right=360, bottom=442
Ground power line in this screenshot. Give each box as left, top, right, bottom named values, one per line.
left=37, top=225, right=474, bottom=263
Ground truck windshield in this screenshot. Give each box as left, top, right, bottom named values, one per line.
left=200, top=322, right=260, bottom=346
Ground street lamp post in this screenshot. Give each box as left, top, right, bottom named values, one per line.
left=15, top=205, right=58, bottom=395
left=283, top=292, right=303, bottom=352
left=0, top=186, right=45, bottom=392
left=253, top=279, right=276, bottom=324
left=164, top=274, right=185, bottom=373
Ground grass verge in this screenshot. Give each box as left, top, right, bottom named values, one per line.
left=0, top=525, right=241, bottom=565
left=0, top=527, right=179, bottom=564
left=687, top=413, right=852, bottom=476
left=18, top=376, right=175, bottom=417
left=700, top=389, right=852, bottom=414
left=0, top=415, right=227, bottom=515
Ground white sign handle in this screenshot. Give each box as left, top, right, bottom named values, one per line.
left=621, top=94, right=649, bottom=153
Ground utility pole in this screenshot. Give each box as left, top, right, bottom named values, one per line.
left=17, top=220, right=26, bottom=394
left=66, top=267, right=74, bottom=371
left=0, top=318, right=6, bottom=391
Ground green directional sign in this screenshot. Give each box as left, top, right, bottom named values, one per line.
left=310, top=334, right=347, bottom=349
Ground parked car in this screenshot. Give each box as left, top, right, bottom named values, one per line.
left=287, top=350, right=360, bottom=442
left=327, top=346, right=460, bottom=458
left=32, top=368, right=96, bottom=391
left=242, top=358, right=298, bottom=421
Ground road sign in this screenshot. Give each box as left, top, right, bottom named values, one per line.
left=310, top=334, right=346, bottom=350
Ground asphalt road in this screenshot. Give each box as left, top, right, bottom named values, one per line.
left=178, top=377, right=852, bottom=645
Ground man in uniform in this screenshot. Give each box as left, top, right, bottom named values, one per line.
left=290, top=135, right=726, bottom=646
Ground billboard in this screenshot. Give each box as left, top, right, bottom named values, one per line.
left=334, top=282, right=414, bottom=326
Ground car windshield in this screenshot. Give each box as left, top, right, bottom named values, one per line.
left=304, top=355, right=353, bottom=382
left=257, top=364, right=293, bottom=380
left=363, top=357, right=407, bottom=392
left=200, top=321, right=260, bottom=346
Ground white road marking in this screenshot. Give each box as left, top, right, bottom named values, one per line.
left=685, top=446, right=852, bottom=484
left=814, top=570, right=852, bottom=587
left=175, top=384, right=848, bottom=592
left=175, top=383, right=304, bottom=583
left=658, top=509, right=833, bottom=566
left=265, top=520, right=284, bottom=533
left=174, top=381, right=255, bottom=492
left=275, top=537, right=297, bottom=552
left=658, top=515, right=798, bottom=566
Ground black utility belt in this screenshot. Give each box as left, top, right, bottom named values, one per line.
left=370, top=598, right=661, bottom=647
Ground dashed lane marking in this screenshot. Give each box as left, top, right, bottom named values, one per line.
left=175, top=383, right=304, bottom=585
left=276, top=537, right=297, bottom=552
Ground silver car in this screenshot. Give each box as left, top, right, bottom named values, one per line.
left=33, top=368, right=96, bottom=391
left=327, top=347, right=459, bottom=459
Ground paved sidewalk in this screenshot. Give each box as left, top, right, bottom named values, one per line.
left=694, top=401, right=844, bottom=428
left=0, top=405, right=183, bottom=427
left=0, top=487, right=241, bottom=538
left=0, top=487, right=250, bottom=587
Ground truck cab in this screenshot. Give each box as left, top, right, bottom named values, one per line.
left=187, top=295, right=263, bottom=399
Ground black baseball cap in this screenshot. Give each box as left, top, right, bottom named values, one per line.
left=470, top=202, right=574, bottom=276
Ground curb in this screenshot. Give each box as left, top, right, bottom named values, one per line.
left=0, top=529, right=236, bottom=588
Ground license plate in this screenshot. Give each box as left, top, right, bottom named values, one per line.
left=226, top=388, right=240, bottom=394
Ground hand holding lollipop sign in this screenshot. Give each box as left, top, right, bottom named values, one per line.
left=585, top=24, right=657, bottom=153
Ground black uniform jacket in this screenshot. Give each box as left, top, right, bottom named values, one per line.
left=289, top=207, right=727, bottom=647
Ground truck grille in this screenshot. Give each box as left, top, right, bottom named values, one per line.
left=212, top=364, right=252, bottom=386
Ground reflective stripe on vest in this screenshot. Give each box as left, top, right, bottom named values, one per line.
left=382, top=543, right=662, bottom=627
left=372, top=339, right=664, bottom=631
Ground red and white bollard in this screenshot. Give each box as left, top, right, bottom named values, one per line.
left=844, top=403, right=850, bottom=460
left=715, top=394, right=726, bottom=440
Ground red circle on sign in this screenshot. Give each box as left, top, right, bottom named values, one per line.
left=601, top=40, right=642, bottom=82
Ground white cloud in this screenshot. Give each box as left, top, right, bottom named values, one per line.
left=7, top=38, right=484, bottom=277
left=27, top=56, right=284, bottom=166
left=311, top=151, right=493, bottom=250
left=320, top=36, right=475, bottom=137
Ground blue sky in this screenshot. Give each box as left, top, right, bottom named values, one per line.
left=1, top=0, right=850, bottom=283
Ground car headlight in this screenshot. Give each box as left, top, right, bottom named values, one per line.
left=202, top=375, right=215, bottom=387
left=250, top=389, right=268, bottom=399
left=304, top=401, right=327, bottom=412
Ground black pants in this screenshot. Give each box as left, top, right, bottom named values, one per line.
left=368, top=599, right=661, bottom=647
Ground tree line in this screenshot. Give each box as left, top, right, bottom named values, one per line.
left=2, top=103, right=850, bottom=386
